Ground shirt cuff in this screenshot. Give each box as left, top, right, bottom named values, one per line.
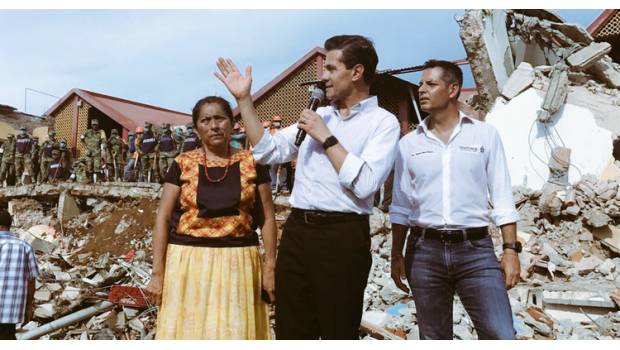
left=338, top=153, right=364, bottom=189
left=389, top=206, right=410, bottom=226
left=491, top=210, right=520, bottom=226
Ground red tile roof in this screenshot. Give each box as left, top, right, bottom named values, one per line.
left=45, top=88, right=191, bottom=130
left=587, top=9, right=618, bottom=35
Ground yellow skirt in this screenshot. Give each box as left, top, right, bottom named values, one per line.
left=155, top=244, right=271, bottom=339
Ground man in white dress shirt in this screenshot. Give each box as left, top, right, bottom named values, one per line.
left=390, top=60, right=521, bottom=339
left=215, top=35, right=400, bottom=339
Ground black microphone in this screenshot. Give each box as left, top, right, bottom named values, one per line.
left=295, top=82, right=326, bottom=146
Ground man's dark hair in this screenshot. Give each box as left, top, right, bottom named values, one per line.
left=422, top=59, right=463, bottom=98
left=0, top=209, right=12, bottom=229
left=324, top=35, right=378, bottom=85
left=191, top=96, right=234, bottom=126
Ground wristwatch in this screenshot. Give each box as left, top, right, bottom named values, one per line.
left=322, top=136, right=339, bottom=150
left=502, top=241, right=522, bottom=253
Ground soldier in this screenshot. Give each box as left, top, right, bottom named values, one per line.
left=136, top=121, right=157, bottom=182
left=47, top=145, right=67, bottom=184
left=30, top=136, right=40, bottom=183
left=80, top=119, right=107, bottom=183
left=69, top=157, right=90, bottom=184
left=39, top=130, right=58, bottom=183
left=123, top=130, right=139, bottom=182
left=0, top=134, right=16, bottom=187
left=156, top=123, right=178, bottom=181
left=107, top=129, right=125, bottom=182
left=181, top=123, right=199, bottom=152
left=14, top=127, right=33, bottom=185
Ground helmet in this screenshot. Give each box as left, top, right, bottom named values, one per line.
left=271, top=115, right=282, bottom=122
left=135, top=127, right=144, bottom=134
left=91, top=119, right=99, bottom=125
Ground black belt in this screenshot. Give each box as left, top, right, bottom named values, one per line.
left=291, top=208, right=368, bottom=225
left=411, top=226, right=488, bottom=243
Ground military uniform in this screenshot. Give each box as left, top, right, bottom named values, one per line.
left=14, top=128, right=33, bottom=185
left=156, top=123, right=178, bottom=181
left=0, top=135, right=16, bottom=186
left=181, top=125, right=199, bottom=152
left=30, top=137, right=40, bottom=182
left=39, top=132, right=58, bottom=183
left=80, top=119, right=106, bottom=183
left=71, top=158, right=90, bottom=184
left=107, top=129, right=125, bottom=181
left=123, top=131, right=138, bottom=182
left=137, top=122, right=158, bottom=182
left=47, top=146, right=67, bottom=184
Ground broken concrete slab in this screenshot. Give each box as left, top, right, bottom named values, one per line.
left=58, top=191, right=81, bottom=222
left=501, top=62, right=535, bottom=100
left=592, top=225, right=620, bottom=254
left=567, top=42, right=612, bottom=69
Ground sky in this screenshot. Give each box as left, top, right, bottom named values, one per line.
left=0, top=9, right=604, bottom=116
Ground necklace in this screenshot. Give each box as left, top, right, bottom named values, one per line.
left=203, top=146, right=231, bottom=183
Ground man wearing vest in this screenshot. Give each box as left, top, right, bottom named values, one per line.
left=181, top=123, right=199, bottom=153
left=107, top=129, right=125, bottom=182
left=137, top=121, right=158, bottom=182
left=123, top=130, right=138, bottom=181
left=38, top=130, right=58, bottom=184
left=14, top=127, right=33, bottom=186
left=156, top=123, right=178, bottom=182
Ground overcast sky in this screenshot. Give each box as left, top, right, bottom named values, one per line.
left=0, top=9, right=603, bottom=116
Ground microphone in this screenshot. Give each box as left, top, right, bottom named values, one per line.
left=295, top=82, right=326, bottom=146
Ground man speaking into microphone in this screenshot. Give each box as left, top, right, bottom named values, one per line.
left=215, top=35, right=400, bottom=339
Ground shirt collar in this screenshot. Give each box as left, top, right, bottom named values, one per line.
left=0, top=230, right=13, bottom=236
left=330, top=96, right=378, bottom=120
left=417, top=111, right=473, bottom=135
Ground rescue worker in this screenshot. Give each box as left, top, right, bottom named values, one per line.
left=107, top=129, right=125, bottom=181
left=0, top=134, right=16, bottom=187
left=30, top=136, right=40, bottom=183
left=47, top=145, right=67, bottom=184
left=123, top=130, right=138, bottom=181
left=14, top=127, right=33, bottom=185
left=181, top=123, right=199, bottom=152
left=155, top=123, right=178, bottom=181
left=80, top=119, right=106, bottom=183
left=137, top=121, right=157, bottom=182
left=39, top=130, right=58, bottom=183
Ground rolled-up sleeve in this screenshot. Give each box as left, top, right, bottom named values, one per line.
left=338, top=116, right=400, bottom=199
left=486, top=127, right=519, bottom=226
left=252, top=126, right=299, bottom=165
left=390, top=139, right=414, bottom=226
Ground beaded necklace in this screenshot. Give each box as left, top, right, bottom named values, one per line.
left=203, top=146, right=231, bottom=183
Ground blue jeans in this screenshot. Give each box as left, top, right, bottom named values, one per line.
left=405, top=234, right=516, bottom=340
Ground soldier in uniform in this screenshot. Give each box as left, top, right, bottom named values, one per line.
left=123, top=130, right=139, bottom=182
left=107, top=129, right=125, bottom=182
left=181, top=123, right=199, bottom=152
left=0, top=134, right=15, bottom=187
left=30, top=136, right=40, bottom=183
left=80, top=119, right=107, bottom=183
left=47, top=145, right=68, bottom=184
left=14, top=127, right=33, bottom=185
left=136, top=121, right=157, bottom=182
left=69, top=157, right=90, bottom=184
left=155, top=123, right=178, bottom=181
left=39, top=130, right=58, bottom=183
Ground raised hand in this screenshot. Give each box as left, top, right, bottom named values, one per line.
left=214, top=57, right=253, bottom=100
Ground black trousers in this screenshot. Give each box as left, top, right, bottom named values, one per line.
left=0, top=323, right=16, bottom=340
left=275, top=213, right=372, bottom=339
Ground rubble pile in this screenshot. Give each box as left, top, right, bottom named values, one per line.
left=9, top=194, right=159, bottom=340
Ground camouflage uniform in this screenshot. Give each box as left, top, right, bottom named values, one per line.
left=47, top=146, right=67, bottom=184
left=156, top=123, right=178, bottom=181
left=107, top=129, right=125, bottom=181
left=0, top=134, right=16, bottom=185
left=71, top=158, right=90, bottom=184
left=123, top=131, right=138, bottom=182
left=39, top=131, right=58, bottom=183
left=137, top=122, right=158, bottom=182
left=80, top=119, right=106, bottom=182
left=30, top=137, right=40, bottom=182
left=14, top=127, right=33, bottom=185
